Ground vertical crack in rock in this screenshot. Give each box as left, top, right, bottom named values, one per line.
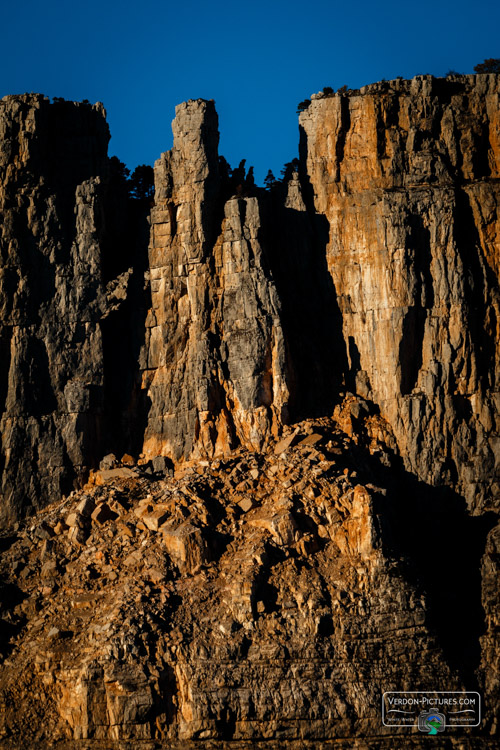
left=300, top=74, right=500, bottom=514
left=0, top=95, right=111, bottom=522
left=142, top=100, right=291, bottom=462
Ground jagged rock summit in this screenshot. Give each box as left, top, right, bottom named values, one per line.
left=0, top=77, right=499, bottom=746
left=143, top=99, right=290, bottom=463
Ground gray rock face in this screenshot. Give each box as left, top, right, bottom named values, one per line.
left=0, top=94, right=111, bottom=522
left=143, top=99, right=290, bottom=462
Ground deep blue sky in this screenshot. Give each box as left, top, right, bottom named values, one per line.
left=1, top=0, right=499, bottom=183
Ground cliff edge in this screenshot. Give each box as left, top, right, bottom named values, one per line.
left=0, top=77, right=498, bottom=746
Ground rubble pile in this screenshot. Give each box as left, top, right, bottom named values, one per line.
left=0, top=398, right=496, bottom=747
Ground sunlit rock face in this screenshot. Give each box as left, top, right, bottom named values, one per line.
left=143, top=99, right=290, bottom=463
left=0, top=77, right=499, bottom=749
left=300, top=75, right=500, bottom=514
left=1, top=79, right=498, bottom=519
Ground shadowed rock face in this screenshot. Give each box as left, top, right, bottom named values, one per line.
left=0, top=94, right=111, bottom=523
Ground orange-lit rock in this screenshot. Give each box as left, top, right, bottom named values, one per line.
left=143, top=100, right=290, bottom=463
left=300, top=74, right=500, bottom=513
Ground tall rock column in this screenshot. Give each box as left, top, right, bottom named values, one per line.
left=0, top=94, right=110, bottom=521
left=300, top=75, right=500, bottom=512
left=143, top=100, right=290, bottom=461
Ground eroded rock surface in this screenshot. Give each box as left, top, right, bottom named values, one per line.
left=143, top=100, right=289, bottom=462
left=0, top=94, right=112, bottom=523
left=0, top=77, right=499, bottom=748
left=0, top=407, right=496, bottom=747
left=300, top=75, right=500, bottom=514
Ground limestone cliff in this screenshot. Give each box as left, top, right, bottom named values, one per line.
left=0, top=95, right=150, bottom=524
left=143, top=100, right=289, bottom=462
left=300, top=75, right=500, bottom=514
left=140, top=77, right=500, bottom=520
left=0, top=77, right=499, bottom=748
left=2, top=79, right=498, bottom=520
left=0, top=95, right=110, bottom=523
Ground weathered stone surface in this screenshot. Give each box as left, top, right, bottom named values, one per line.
left=142, top=99, right=290, bottom=463
left=162, top=521, right=208, bottom=574
left=91, top=467, right=138, bottom=485
left=299, top=74, right=500, bottom=515
left=99, top=454, right=118, bottom=470
left=273, top=431, right=298, bottom=454
left=0, top=77, right=498, bottom=749
left=0, top=94, right=151, bottom=523
left=0, top=94, right=110, bottom=523
left=0, top=417, right=496, bottom=747
left=3, top=79, right=497, bottom=524
left=247, top=506, right=297, bottom=546
left=91, top=502, right=117, bottom=525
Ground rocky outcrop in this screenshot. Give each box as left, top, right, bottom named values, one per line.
left=1, top=411, right=496, bottom=747
left=2, top=80, right=498, bottom=520
left=0, top=77, right=499, bottom=748
left=0, top=95, right=111, bottom=523
left=299, top=74, right=500, bottom=514
left=0, top=95, right=151, bottom=523
left=142, top=77, right=500, bottom=516
left=143, top=100, right=289, bottom=462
